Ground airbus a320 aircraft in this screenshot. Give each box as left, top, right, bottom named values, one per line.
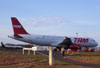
left=9, top=17, right=98, bottom=49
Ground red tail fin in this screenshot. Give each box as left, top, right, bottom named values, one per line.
left=11, top=17, right=28, bottom=34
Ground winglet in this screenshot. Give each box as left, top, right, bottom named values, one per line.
left=11, top=17, right=29, bottom=34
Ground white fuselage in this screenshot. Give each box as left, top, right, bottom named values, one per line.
left=10, top=34, right=98, bottom=47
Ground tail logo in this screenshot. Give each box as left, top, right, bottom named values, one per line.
left=13, top=25, right=21, bottom=28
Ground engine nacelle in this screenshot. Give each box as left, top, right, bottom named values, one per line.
left=70, top=44, right=81, bottom=51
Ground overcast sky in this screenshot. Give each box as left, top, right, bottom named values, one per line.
left=0, top=0, right=100, bottom=46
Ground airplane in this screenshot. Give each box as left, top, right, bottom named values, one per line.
left=8, top=17, right=98, bottom=50
left=1, top=42, right=24, bottom=49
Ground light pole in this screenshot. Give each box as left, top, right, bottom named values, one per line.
left=76, top=32, right=78, bottom=37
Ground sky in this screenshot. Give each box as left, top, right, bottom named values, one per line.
left=0, top=0, right=100, bottom=46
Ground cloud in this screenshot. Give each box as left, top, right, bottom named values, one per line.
left=73, top=20, right=93, bottom=25
left=20, top=16, right=71, bottom=26
left=76, top=13, right=81, bottom=16
left=19, top=16, right=96, bottom=29
left=96, top=6, right=100, bottom=12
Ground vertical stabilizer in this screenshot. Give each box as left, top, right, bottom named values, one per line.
left=11, top=17, right=28, bottom=34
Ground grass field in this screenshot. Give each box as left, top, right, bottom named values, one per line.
left=65, top=52, right=100, bottom=65
left=0, top=51, right=91, bottom=68
left=65, top=51, right=100, bottom=56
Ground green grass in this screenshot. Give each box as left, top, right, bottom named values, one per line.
left=21, top=53, right=48, bottom=62
left=76, top=52, right=100, bottom=56
left=65, top=52, right=100, bottom=56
